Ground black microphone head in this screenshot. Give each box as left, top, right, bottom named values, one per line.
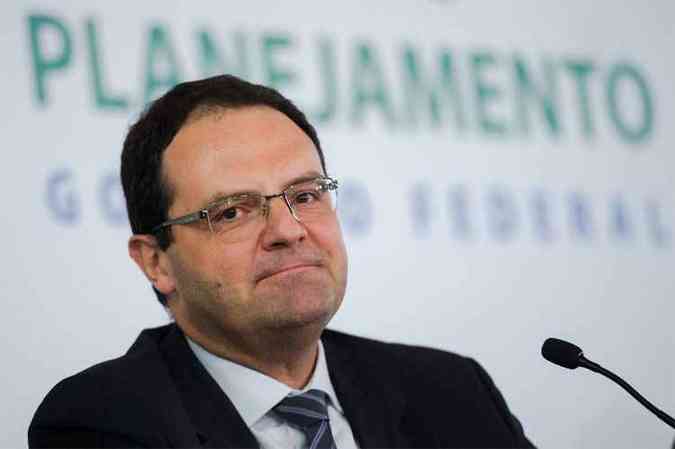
left=542, top=338, right=584, bottom=369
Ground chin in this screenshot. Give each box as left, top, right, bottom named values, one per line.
left=255, top=269, right=342, bottom=327
left=281, top=295, right=339, bottom=327
left=264, top=293, right=339, bottom=331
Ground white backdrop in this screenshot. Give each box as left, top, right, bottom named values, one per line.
left=2, top=1, right=674, bottom=447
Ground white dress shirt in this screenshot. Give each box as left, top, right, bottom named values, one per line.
left=187, top=337, right=360, bottom=449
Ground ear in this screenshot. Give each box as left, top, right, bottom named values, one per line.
left=128, top=234, right=176, bottom=297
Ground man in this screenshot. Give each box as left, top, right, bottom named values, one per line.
left=29, top=75, right=534, bottom=448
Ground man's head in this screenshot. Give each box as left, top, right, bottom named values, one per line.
left=121, top=75, right=348, bottom=354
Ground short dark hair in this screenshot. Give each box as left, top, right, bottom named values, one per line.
left=120, top=75, right=326, bottom=306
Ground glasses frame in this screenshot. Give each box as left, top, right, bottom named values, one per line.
left=151, top=176, right=339, bottom=235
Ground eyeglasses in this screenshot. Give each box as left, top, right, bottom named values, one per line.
left=152, top=176, right=339, bottom=243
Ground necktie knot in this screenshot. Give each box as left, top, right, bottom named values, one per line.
left=274, top=389, right=330, bottom=428
left=273, top=389, right=336, bottom=449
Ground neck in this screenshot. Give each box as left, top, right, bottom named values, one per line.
left=180, top=320, right=322, bottom=390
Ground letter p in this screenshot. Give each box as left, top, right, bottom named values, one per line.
left=28, top=14, right=73, bottom=105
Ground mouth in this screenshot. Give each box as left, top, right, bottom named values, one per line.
left=256, top=263, right=322, bottom=282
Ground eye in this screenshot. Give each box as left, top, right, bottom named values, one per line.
left=212, top=206, right=242, bottom=223
left=209, top=195, right=260, bottom=224
left=294, top=190, right=321, bottom=204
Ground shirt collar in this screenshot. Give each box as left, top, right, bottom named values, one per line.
left=186, top=336, right=344, bottom=427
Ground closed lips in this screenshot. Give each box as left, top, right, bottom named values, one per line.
left=256, top=263, right=321, bottom=281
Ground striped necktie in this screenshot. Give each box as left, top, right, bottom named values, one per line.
left=274, top=389, right=337, bottom=449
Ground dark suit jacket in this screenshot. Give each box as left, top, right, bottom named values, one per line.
left=29, top=324, right=534, bottom=448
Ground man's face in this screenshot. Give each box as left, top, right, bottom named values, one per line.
left=160, top=106, right=348, bottom=349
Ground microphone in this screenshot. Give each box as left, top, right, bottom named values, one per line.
left=542, top=337, right=675, bottom=429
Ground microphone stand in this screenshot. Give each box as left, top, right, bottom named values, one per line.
left=579, top=355, right=675, bottom=429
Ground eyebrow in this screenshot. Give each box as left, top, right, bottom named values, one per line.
left=200, top=170, right=324, bottom=209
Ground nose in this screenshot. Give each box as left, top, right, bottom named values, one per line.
left=260, top=195, right=307, bottom=250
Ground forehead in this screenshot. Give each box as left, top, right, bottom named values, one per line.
left=162, top=106, right=322, bottom=210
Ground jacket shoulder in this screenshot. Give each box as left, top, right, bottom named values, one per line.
left=29, top=325, right=180, bottom=444
left=322, top=328, right=472, bottom=372
left=322, top=329, right=485, bottom=399
left=322, top=329, right=534, bottom=447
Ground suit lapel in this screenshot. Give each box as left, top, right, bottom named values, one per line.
left=157, top=325, right=408, bottom=448
left=322, top=331, right=410, bottom=449
left=159, top=324, right=259, bottom=449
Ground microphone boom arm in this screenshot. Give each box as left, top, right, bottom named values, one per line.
left=579, top=355, right=675, bottom=429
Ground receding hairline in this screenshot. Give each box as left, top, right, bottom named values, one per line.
left=161, top=104, right=271, bottom=212
left=183, top=103, right=268, bottom=127
left=160, top=103, right=323, bottom=219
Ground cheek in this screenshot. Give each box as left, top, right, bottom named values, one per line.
left=314, top=222, right=348, bottom=270
left=213, top=241, right=258, bottom=284
left=184, top=237, right=257, bottom=288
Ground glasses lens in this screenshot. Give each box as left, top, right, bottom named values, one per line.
left=206, top=193, right=264, bottom=236
left=286, top=178, right=338, bottom=220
